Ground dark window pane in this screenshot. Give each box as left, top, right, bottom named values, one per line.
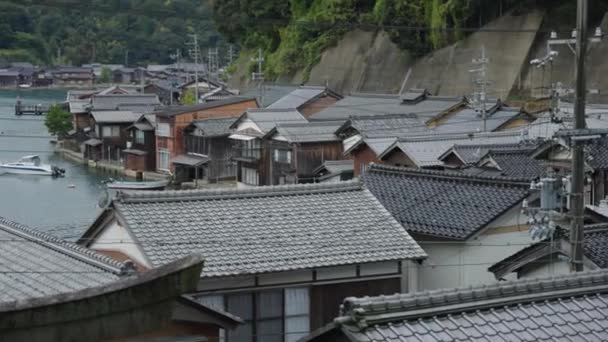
left=227, top=293, right=253, bottom=320
left=228, top=322, right=253, bottom=342
left=257, top=290, right=283, bottom=318
left=257, top=319, right=282, bottom=342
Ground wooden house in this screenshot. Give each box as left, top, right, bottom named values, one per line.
left=78, top=182, right=427, bottom=341
left=180, top=117, right=238, bottom=184
left=153, top=97, right=258, bottom=173
left=262, top=121, right=346, bottom=185
left=88, top=110, right=143, bottom=163
left=124, top=114, right=157, bottom=172
left=52, top=67, right=95, bottom=88
left=229, top=108, right=308, bottom=186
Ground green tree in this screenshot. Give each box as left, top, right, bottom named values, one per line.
left=181, top=88, right=197, bottom=105
left=99, top=67, right=112, bottom=84
left=44, top=105, right=73, bottom=138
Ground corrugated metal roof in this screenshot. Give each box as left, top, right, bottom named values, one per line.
left=310, top=94, right=464, bottom=121
left=154, top=97, right=256, bottom=117
left=340, top=114, right=430, bottom=138
left=91, top=94, right=160, bottom=111
left=267, top=86, right=327, bottom=109
left=432, top=106, right=520, bottom=134
left=271, top=121, right=342, bottom=143
left=244, top=108, right=308, bottom=133
left=190, top=117, right=237, bottom=137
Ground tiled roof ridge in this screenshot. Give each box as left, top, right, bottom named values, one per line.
left=349, top=113, right=420, bottom=120
left=118, top=180, right=364, bottom=203
left=192, top=116, right=237, bottom=122
left=275, top=121, right=341, bottom=128
left=0, top=216, right=127, bottom=275
left=248, top=108, right=299, bottom=113
left=398, top=130, right=525, bottom=143
left=337, top=268, right=608, bottom=327
left=367, top=164, right=531, bottom=186
left=452, top=142, right=534, bottom=149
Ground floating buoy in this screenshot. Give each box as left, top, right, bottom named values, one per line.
left=67, top=184, right=76, bottom=189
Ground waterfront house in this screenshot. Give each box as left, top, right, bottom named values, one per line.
left=124, top=114, right=157, bottom=173
left=52, top=67, right=95, bottom=88
left=0, top=217, right=241, bottom=342
left=0, top=69, right=19, bottom=87
left=262, top=121, right=346, bottom=185
left=229, top=108, right=308, bottom=186
left=78, top=181, right=427, bottom=341
left=87, top=110, right=143, bottom=163
left=153, top=97, right=258, bottom=173
left=179, top=116, right=238, bottom=185
left=301, top=268, right=608, bottom=342
left=267, top=86, right=343, bottom=118
left=362, top=164, right=534, bottom=290
left=112, top=67, right=136, bottom=84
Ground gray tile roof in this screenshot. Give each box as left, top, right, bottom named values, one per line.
left=0, top=217, right=126, bottom=303
left=241, top=84, right=299, bottom=108
left=362, top=164, right=530, bottom=240
left=314, top=268, right=608, bottom=342
left=241, top=108, right=308, bottom=133
left=586, top=136, right=608, bottom=170
left=481, top=149, right=546, bottom=179
left=310, top=93, right=464, bottom=121
left=267, top=86, right=334, bottom=109
left=313, top=160, right=354, bottom=176
left=90, top=94, right=160, bottom=111
left=268, top=121, right=342, bottom=143
left=344, top=136, right=397, bottom=156
left=337, top=114, right=430, bottom=138
left=431, top=106, right=520, bottom=134
left=440, top=142, right=539, bottom=165
left=190, top=117, right=237, bottom=137
left=154, top=97, right=256, bottom=117
left=380, top=131, right=539, bottom=167
left=110, top=181, right=426, bottom=278
left=91, top=110, right=142, bottom=124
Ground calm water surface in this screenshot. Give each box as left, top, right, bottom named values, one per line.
left=0, top=89, right=107, bottom=239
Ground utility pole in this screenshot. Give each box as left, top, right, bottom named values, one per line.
left=208, top=47, right=219, bottom=82
left=228, top=45, right=235, bottom=65
left=470, top=46, right=490, bottom=132
left=124, top=50, right=129, bottom=67
left=570, top=0, right=589, bottom=273
left=251, top=48, right=265, bottom=105
left=187, top=34, right=201, bottom=103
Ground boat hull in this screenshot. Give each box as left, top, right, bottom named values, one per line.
left=0, top=166, right=54, bottom=176
left=106, top=180, right=170, bottom=190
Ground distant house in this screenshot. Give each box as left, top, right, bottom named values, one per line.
left=312, top=160, right=354, bottom=183
left=180, top=116, right=238, bottom=184
left=229, top=108, right=308, bottom=186
left=88, top=93, right=160, bottom=113
left=302, top=268, right=608, bottom=342
left=112, top=67, right=136, bottom=84
left=124, top=114, right=157, bottom=172
left=267, top=86, right=343, bottom=117
left=0, top=69, right=19, bottom=87
left=78, top=182, right=427, bottom=341
left=52, top=67, right=95, bottom=88
left=262, top=121, right=346, bottom=185
left=489, top=223, right=608, bottom=281
left=153, top=97, right=258, bottom=173
left=363, top=164, right=534, bottom=290
left=0, top=217, right=239, bottom=342
left=144, top=80, right=179, bottom=105
left=343, top=136, right=396, bottom=176
left=309, top=91, right=465, bottom=122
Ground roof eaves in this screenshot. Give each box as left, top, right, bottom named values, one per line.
left=0, top=216, right=125, bottom=275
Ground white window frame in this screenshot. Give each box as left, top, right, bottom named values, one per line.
left=241, top=167, right=259, bottom=186
left=102, top=125, right=120, bottom=137
left=274, top=149, right=292, bottom=164
left=158, top=148, right=170, bottom=171
left=156, top=122, right=171, bottom=137
left=134, top=130, right=145, bottom=144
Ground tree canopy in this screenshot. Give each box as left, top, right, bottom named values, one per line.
left=0, top=0, right=220, bottom=66
left=44, top=105, right=73, bottom=138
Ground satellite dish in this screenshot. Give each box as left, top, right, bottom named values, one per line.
left=98, top=188, right=110, bottom=208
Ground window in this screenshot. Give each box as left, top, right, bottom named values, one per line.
left=134, top=130, right=145, bottom=144
left=156, top=122, right=171, bottom=137
left=158, top=148, right=170, bottom=171
left=241, top=167, right=259, bottom=186
left=201, top=287, right=310, bottom=342
left=239, top=139, right=261, bottom=159
left=102, top=125, right=120, bottom=137
left=273, top=149, right=292, bottom=164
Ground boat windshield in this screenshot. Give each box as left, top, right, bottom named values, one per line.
left=19, top=156, right=41, bottom=165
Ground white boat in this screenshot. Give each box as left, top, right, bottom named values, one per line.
left=106, top=179, right=170, bottom=190
left=0, top=155, right=65, bottom=176
left=18, top=84, right=32, bottom=89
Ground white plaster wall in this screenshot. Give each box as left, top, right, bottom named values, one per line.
left=418, top=229, right=534, bottom=290
left=89, top=220, right=150, bottom=268
left=521, top=259, right=571, bottom=279
left=234, top=119, right=263, bottom=134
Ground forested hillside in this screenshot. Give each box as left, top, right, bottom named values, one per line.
left=213, top=0, right=608, bottom=82
left=0, top=0, right=218, bottom=66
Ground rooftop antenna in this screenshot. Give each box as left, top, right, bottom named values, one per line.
left=187, top=34, right=201, bottom=103
left=251, top=48, right=265, bottom=105
left=470, top=46, right=490, bottom=132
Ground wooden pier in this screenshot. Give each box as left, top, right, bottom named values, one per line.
left=14, top=101, right=57, bottom=116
